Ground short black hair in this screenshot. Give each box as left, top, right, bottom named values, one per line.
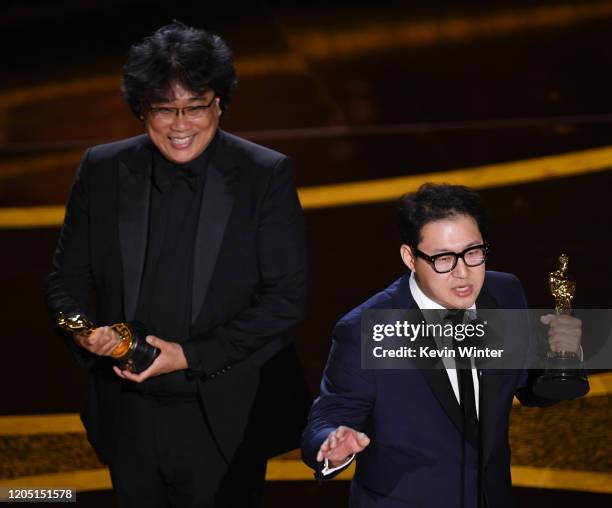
left=398, top=183, right=488, bottom=247
left=121, top=21, right=237, bottom=117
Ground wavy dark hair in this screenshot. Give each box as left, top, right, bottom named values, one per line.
left=398, top=183, right=488, bottom=247
left=122, top=21, right=237, bottom=117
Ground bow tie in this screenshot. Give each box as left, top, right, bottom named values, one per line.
left=445, top=309, right=466, bottom=325
left=176, top=166, right=199, bottom=192
left=154, top=162, right=199, bottom=193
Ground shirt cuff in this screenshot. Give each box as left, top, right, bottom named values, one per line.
left=321, top=454, right=355, bottom=476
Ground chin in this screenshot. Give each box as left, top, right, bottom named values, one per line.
left=446, top=296, right=476, bottom=310
left=164, top=149, right=196, bottom=164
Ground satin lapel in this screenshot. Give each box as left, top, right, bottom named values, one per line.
left=479, top=368, right=504, bottom=463
left=420, top=367, right=466, bottom=439
left=191, top=131, right=237, bottom=324
left=392, top=274, right=467, bottom=441
left=475, top=289, right=503, bottom=463
left=118, top=138, right=152, bottom=321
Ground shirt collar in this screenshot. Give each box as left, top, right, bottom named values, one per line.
left=151, top=130, right=218, bottom=193
left=409, top=271, right=477, bottom=312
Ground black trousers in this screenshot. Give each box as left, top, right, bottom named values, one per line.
left=109, top=391, right=267, bottom=508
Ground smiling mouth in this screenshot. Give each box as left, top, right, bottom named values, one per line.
left=169, top=134, right=195, bottom=148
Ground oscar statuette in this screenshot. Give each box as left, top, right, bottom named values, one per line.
left=533, top=254, right=589, bottom=400
left=57, top=313, right=159, bottom=373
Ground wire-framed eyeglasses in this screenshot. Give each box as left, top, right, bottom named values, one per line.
left=147, top=96, right=217, bottom=121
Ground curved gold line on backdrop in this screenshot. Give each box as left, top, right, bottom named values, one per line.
left=1, top=144, right=612, bottom=228
left=1, top=1, right=612, bottom=108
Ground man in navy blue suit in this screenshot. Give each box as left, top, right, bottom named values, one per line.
left=302, top=183, right=583, bottom=507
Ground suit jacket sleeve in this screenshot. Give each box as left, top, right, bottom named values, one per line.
left=301, top=320, right=375, bottom=479
left=182, top=156, right=308, bottom=377
left=507, top=274, right=563, bottom=407
left=45, top=149, right=96, bottom=368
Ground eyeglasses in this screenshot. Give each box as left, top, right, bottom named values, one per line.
left=147, top=96, right=217, bottom=121
left=413, top=244, right=489, bottom=274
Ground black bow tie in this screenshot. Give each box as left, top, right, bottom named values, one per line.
left=445, top=309, right=466, bottom=325
left=176, top=166, right=199, bottom=192
left=154, top=162, right=199, bottom=193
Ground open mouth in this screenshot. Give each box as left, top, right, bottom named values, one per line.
left=452, top=285, right=473, bottom=298
left=169, top=134, right=195, bottom=148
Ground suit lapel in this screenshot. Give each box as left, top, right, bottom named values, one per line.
left=191, top=130, right=237, bottom=324
left=392, top=274, right=469, bottom=443
left=419, top=367, right=468, bottom=440
left=118, top=136, right=153, bottom=321
left=475, top=289, right=505, bottom=463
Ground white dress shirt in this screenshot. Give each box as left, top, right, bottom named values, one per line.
left=322, top=273, right=481, bottom=476
left=408, top=271, right=480, bottom=417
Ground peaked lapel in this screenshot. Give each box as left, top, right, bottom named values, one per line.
left=118, top=136, right=153, bottom=321
left=191, top=130, right=238, bottom=324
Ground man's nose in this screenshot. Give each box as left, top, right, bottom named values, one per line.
left=171, top=110, right=190, bottom=129
left=452, top=258, right=469, bottom=277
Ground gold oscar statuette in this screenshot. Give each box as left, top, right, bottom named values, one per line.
left=533, top=254, right=589, bottom=400
left=56, top=313, right=159, bottom=373
left=548, top=254, right=577, bottom=359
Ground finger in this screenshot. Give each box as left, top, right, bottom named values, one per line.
left=113, top=366, right=126, bottom=379
left=551, top=319, right=580, bottom=333
left=146, top=335, right=162, bottom=348
left=94, top=331, right=118, bottom=355
left=94, top=327, right=115, bottom=348
left=335, top=426, right=347, bottom=439
left=101, top=327, right=120, bottom=345
left=556, top=315, right=581, bottom=326
left=549, top=329, right=581, bottom=343
left=357, top=432, right=371, bottom=447
left=329, top=433, right=337, bottom=449
left=317, top=438, right=331, bottom=462
left=540, top=314, right=555, bottom=326
left=316, top=447, right=324, bottom=462
left=120, top=369, right=145, bottom=383
left=101, top=336, right=122, bottom=356
left=320, top=437, right=330, bottom=452
left=549, top=339, right=579, bottom=353
left=549, top=340, right=578, bottom=352
left=83, top=328, right=102, bottom=347
left=123, top=357, right=160, bottom=383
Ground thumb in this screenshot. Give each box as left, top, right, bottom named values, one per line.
left=357, top=432, right=370, bottom=447
left=540, top=314, right=555, bottom=326
left=146, top=335, right=161, bottom=346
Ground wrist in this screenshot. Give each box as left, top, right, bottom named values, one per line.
left=328, top=458, right=346, bottom=468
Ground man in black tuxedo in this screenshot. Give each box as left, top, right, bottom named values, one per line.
left=46, top=22, right=309, bottom=507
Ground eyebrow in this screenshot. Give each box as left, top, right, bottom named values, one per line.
left=187, top=96, right=212, bottom=101
left=429, top=241, right=483, bottom=254
left=153, top=94, right=213, bottom=105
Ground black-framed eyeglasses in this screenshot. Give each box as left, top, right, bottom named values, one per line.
left=413, top=243, right=489, bottom=274
left=147, top=95, right=217, bottom=121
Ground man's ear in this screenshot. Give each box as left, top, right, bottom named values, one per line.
left=400, top=244, right=416, bottom=272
